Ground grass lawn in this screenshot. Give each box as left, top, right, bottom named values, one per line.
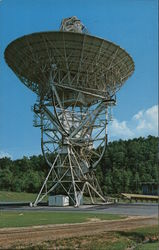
left=0, top=211, right=124, bottom=228
left=0, top=191, right=38, bottom=202
left=135, top=242, right=159, bottom=250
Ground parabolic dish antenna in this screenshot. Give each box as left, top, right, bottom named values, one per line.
left=5, top=17, right=134, bottom=206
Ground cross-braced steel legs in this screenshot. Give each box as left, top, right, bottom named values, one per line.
left=33, top=75, right=114, bottom=206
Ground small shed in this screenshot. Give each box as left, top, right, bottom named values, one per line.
left=48, top=195, right=69, bottom=206
left=141, top=182, right=159, bottom=195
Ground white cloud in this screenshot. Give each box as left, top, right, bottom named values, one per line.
left=108, top=105, right=158, bottom=141
left=133, top=105, right=158, bottom=135
left=133, top=110, right=144, bottom=120
left=108, top=119, right=134, bottom=140
left=0, top=151, right=13, bottom=159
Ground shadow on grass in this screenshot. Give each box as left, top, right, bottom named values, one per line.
left=117, top=231, right=145, bottom=242
left=117, top=229, right=159, bottom=245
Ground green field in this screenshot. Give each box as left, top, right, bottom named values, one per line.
left=135, top=242, right=159, bottom=250
left=0, top=210, right=158, bottom=249
left=0, top=211, right=124, bottom=228
left=0, top=191, right=38, bottom=202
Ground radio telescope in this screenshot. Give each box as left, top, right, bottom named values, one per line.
left=4, top=17, right=134, bottom=207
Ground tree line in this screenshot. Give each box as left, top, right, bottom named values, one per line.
left=0, top=135, right=158, bottom=195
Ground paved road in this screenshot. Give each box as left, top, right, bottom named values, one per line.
left=94, top=203, right=158, bottom=216
left=1, top=203, right=158, bottom=216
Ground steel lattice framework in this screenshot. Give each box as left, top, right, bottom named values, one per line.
left=4, top=17, right=134, bottom=206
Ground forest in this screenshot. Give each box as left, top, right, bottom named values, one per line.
left=0, top=135, right=158, bottom=195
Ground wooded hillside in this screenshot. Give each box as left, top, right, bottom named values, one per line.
left=0, top=136, right=158, bottom=195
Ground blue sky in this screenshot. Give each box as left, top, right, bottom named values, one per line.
left=0, top=0, right=158, bottom=159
